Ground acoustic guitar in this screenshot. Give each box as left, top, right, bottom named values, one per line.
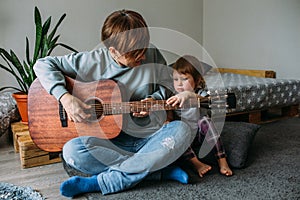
left=28, top=76, right=235, bottom=152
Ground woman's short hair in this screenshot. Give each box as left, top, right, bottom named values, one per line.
left=101, top=9, right=149, bottom=60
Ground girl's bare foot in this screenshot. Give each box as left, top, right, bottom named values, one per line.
left=218, top=158, right=233, bottom=176
left=190, top=157, right=212, bottom=177
left=196, top=162, right=212, bottom=177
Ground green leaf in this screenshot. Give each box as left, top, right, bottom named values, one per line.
left=0, top=86, right=25, bottom=93
left=47, top=35, right=60, bottom=55
left=23, top=60, right=30, bottom=76
left=42, top=17, right=51, bottom=35
left=56, top=43, right=79, bottom=53
left=0, top=62, right=26, bottom=92
left=0, top=52, right=16, bottom=76
left=41, top=39, right=49, bottom=58
left=25, top=37, right=31, bottom=66
left=33, top=6, right=43, bottom=64
left=0, top=50, right=25, bottom=88
left=9, top=50, right=27, bottom=81
left=0, top=62, right=16, bottom=76
left=48, top=43, right=79, bottom=56
left=24, top=61, right=36, bottom=82
left=10, top=50, right=23, bottom=70
left=39, top=16, right=51, bottom=57
left=0, top=48, right=14, bottom=63
left=48, top=13, right=66, bottom=43
left=23, top=61, right=35, bottom=84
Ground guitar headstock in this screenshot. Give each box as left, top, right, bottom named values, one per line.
left=200, top=91, right=236, bottom=109
left=226, top=93, right=236, bottom=109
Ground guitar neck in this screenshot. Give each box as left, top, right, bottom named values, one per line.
left=101, top=98, right=209, bottom=115
left=100, top=92, right=236, bottom=116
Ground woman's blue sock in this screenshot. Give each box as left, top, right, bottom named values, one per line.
left=60, top=175, right=100, bottom=197
left=161, top=166, right=189, bottom=184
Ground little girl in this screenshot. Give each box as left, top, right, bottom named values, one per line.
left=166, top=55, right=233, bottom=177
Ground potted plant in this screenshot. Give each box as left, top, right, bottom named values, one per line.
left=0, top=7, right=77, bottom=123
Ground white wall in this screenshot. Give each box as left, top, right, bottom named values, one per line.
left=0, top=0, right=203, bottom=89
left=3, top=0, right=298, bottom=89
left=203, top=0, right=300, bottom=79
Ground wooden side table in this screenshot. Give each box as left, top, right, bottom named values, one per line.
left=11, top=121, right=61, bottom=168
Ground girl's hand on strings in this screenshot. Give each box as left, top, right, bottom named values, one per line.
left=167, top=91, right=197, bottom=107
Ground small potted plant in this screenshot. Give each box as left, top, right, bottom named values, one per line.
left=0, top=6, right=77, bottom=123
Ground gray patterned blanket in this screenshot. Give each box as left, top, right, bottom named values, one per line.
left=205, top=72, right=300, bottom=113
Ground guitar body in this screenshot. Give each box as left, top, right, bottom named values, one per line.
left=28, top=77, right=122, bottom=152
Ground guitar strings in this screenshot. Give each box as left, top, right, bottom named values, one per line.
left=84, top=95, right=228, bottom=115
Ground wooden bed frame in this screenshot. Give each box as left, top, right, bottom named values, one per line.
left=216, top=68, right=299, bottom=124
left=217, top=68, right=276, bottom=78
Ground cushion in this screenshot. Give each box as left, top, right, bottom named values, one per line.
left=220, top=121, right=260, bottom=168
left=0, top=91, right=20, bottom=138
left=197, top=121, right=260, bottom=169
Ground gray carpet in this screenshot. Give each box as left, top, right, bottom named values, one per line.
left=0, top=182, right=44, bottom=200
left=83, top=117, right=300, bottom=200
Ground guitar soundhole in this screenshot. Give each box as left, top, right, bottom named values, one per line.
left=84, top=98, right=103, bottom=122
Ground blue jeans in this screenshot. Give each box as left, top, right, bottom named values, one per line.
left=62, top=120, right=193, bottom=195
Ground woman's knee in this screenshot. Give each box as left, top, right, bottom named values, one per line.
left=63, top=137, right=83, bottom=155
left=62, top=136, right=92, bottom=163
left=169, top=120, right=193, bottom=142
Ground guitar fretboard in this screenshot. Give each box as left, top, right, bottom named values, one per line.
left=95, top=98, right=206, bottom=115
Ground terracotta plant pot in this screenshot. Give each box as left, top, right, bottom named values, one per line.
left=12, top=92, right=28, bottom=124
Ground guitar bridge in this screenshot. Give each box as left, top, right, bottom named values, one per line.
left=59, top=102, right=68, bottom=127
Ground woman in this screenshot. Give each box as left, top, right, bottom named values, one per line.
left=34, top=9, right=193, bottom=197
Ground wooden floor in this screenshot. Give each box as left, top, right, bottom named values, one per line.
left=0, top=132, right=85, bottom=200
